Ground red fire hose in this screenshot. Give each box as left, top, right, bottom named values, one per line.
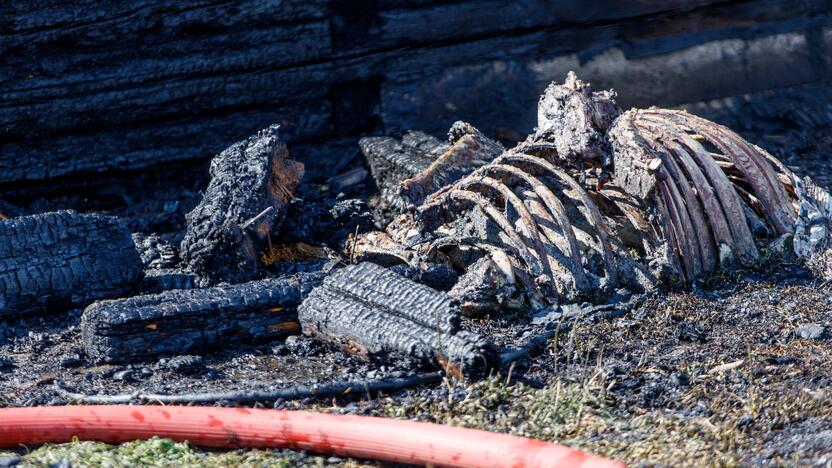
left=0, top=406, right=623, bottom=467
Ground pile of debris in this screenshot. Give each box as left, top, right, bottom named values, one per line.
left=2, top=73, right=832, bottom=382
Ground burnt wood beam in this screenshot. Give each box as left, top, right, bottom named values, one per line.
left=81, top=273, right=324, bottom=363
left=0, top=210, right=143, bottom=317
left=298, top=262, right=498, bottom=378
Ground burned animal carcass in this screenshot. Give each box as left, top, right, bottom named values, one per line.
left=10, top=73, right=832, bottom=387
left=355, top=72, right=832, bottom=315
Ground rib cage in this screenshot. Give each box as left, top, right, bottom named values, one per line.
left=415, top=151, right=656, bottom=306
left=608, top=108, right=801, bottom=283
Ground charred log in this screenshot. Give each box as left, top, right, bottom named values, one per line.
left=3, top=2, right=828, bottom=187
left=180, top=125, right=304, bottom=284
left=298, top=262, right=498, bottom=378
left=82, top=273, right=324, bottom=363
left=0, top=210, right=142, bottom=317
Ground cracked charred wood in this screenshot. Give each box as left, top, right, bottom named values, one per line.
left=132, top=233, right=207, bottom=293
left=4, top=1, right=828, bottom=188
left=82, top=272, right=324, bottom=363
left=0, top=210, right=142, bottom=317
left=298, top=262, right=498, bottom=378
left=180, top=125, right=304, bottom=284
left=132, top=233, right=178, bottom=270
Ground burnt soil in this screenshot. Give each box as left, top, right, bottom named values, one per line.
left=2, top=97, right=832, bottom=466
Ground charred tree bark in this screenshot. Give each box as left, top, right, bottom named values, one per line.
left=82, top=273, right=324, bottom=363
left=179, top=125, right=304, bottom=284
left=0, top=197, right=21, bottom=220
left=0, top=210, right=142, bottom=317
left=298, top=262, right=498, bottom=378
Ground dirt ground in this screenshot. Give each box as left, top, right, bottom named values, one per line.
left=1, top=255, right=830, bottom=467
left=2, top=88, right=832, bottom=466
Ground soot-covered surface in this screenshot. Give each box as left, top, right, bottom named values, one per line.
left=0, top=84, right=831, bottom=466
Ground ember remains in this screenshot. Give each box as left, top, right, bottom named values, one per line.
left=3, top=73, right=832, bottom=382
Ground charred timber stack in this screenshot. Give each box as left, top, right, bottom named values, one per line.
left=2, top=1, right=832, bottom=186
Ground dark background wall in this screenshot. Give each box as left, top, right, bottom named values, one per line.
left=2, top=0, right=832, bottom=185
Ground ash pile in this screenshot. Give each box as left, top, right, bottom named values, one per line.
left=3, top=73, right=832, bottom=397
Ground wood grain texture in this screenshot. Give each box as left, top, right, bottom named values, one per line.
left=2, top=0, right=831, bottom=184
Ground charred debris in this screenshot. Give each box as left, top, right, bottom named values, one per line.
left=3, top=73, right=832, bottom=386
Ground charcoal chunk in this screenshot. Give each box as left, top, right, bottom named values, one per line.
left=279, top=198, right=375, bottom=246
left=82, top=272, right=324, bottom=363
left=299, top=262, right=497, bottom=378
left=164, top=355, right=205, bottom=374
left=180, top=125, right=304, bottom=283
left=132, top=233, right=178, bottom=270
left=0, top=210, right=142, bottom=317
